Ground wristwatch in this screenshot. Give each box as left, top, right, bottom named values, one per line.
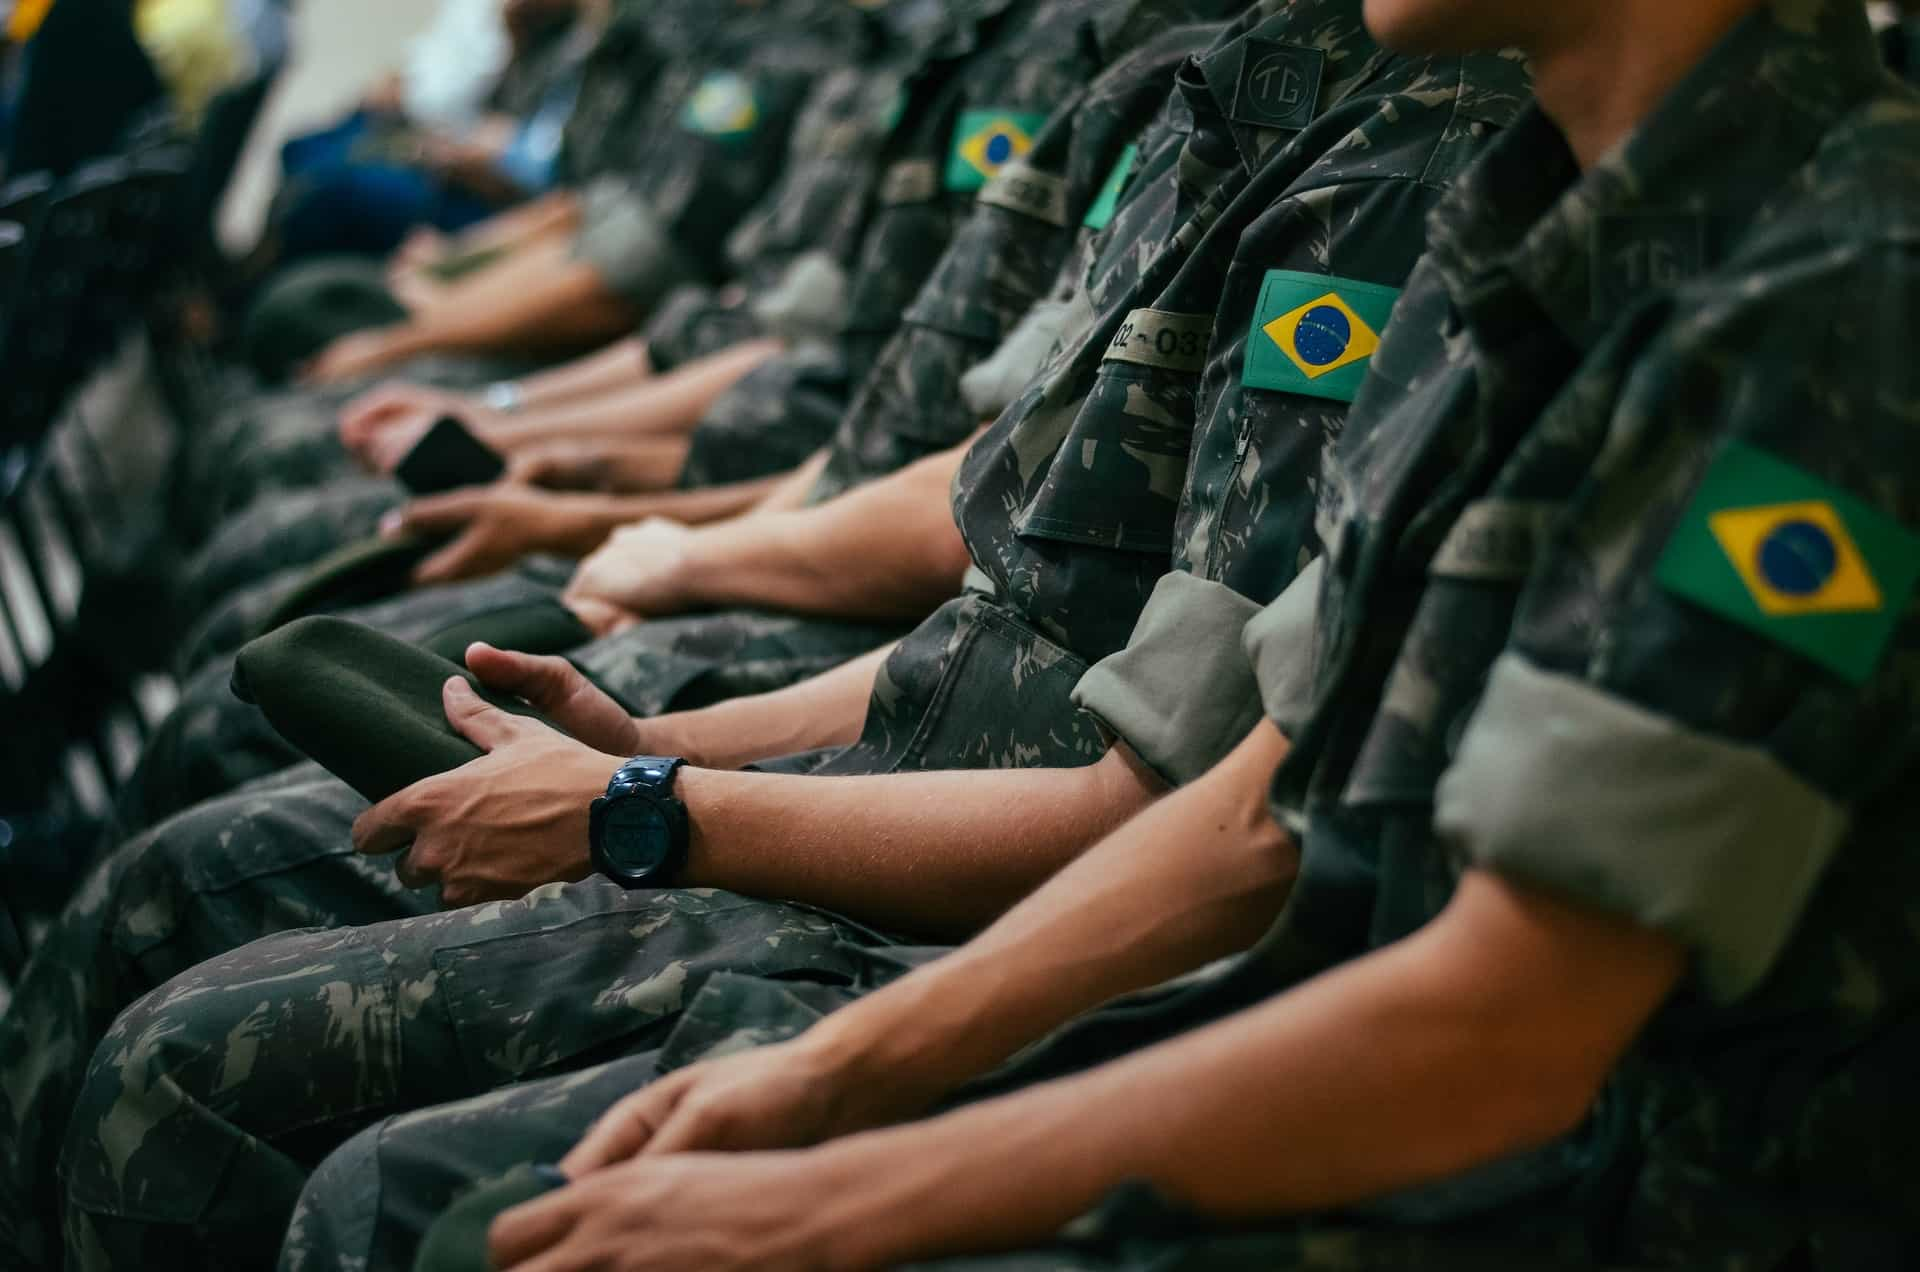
left=588, top=756, right=689, bottom=888
left=482, top=380, right=524, bottom=414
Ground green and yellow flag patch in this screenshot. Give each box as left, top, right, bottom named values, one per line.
left=1655, top=441, right=1919, bottom=683
left=681, top=73, right=759, bottom=139
left=1241, top=270, right=1399, bottom=403
left=945, top=110, right=1047, bottom=192
left=1083, top=145, right=1137, bottom=231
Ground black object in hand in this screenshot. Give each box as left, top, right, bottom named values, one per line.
left=396, top=415, right=507, bottom=494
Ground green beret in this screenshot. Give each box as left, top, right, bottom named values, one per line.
left=412, top=1164, right=566, bottom=1272
left=232, top=616, right=559, bottom=803
left=261, top=533, right=441, bottom=635
left=421, top=599, right=595, bottom=664
left=240, top=256, right=408, bottom=382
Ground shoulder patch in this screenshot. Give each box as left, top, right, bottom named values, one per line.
left=1230, top=39, right=1324, bottom=131
left=1241, top=270, right=1400, bottom=402
left=945, top=110, right=1049, bottom=193
left=1083, top=144, right=1138, bottom=231
left=1655, top=441, right=1920, bottom=684
left=681, top=73, right=758, bottom=139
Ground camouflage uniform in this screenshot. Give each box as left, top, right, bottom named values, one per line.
left=10, top=9, right=1533, bottom=1270
left=288, top=3, right=1920, bottom=1269
left=114, top=0, right=1182, bottom=832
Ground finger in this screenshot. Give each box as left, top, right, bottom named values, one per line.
left=564, top=596, right=637, bottom=639
left=392, top=844, right=439, bottom=890
left=464, top=643, right=576, bottom=703
left=351, top=792, right=422, bottom=857
left=443, top=676, right=537, bottom=751
left=559, top=1086, right=677, bottom=1175
left=386, top=490, right=483, bottom=538
left=488, top=1184, right=588, bottom=1269
left=339, top=383, right=410, bottom=439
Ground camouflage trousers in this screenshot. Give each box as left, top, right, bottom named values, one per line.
left=56, top=876, right=895, bottom=1270
left=0, top=764, right=393, bottom=1270
left=118, top=559, right=907, bottom=836
left=279, top=970, right=1612, bottom=1272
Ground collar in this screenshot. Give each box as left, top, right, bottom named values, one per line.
left=1426, top=0, right=1887, bottom=351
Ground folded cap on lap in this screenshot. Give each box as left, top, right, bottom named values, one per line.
left=261, top=532, right=444, bottom=635
left=419, top=600, right=595, bottom=664
left=232, top=616, right=559, bottom=803
left=412, top=1164, right=565, bottom=1272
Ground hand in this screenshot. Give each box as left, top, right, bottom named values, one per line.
left=560, top=1035, right=927, bottom=1176
left=490, top=1151, right=863, bottom=1272
left=465, top=642, right=643, bottom=755
left=563, top=518, right=696, bottom=617
left=337, top=382, right=487, bottom=473
left=507, top=438, right=629, bottom=491
left=301, top=327, right=411, bottom=385
left=352, top=677, right=624, bottom=907
left=381, top=484, right=594, bottom=585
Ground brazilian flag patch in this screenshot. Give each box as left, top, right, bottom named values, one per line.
left=945, top=110, right=1047, bottom=193
left=1241, top=270, right=1399, bottom=403
left=1083, top=145, right=1137, bottom=231
left=681, top=73, right=759, bottom=139
left=1655, top=441, right=1920, bottom=683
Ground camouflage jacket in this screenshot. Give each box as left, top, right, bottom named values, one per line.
left=675, top=0, right=1131, bottom=487
left=568, top=0, right=894, bottom=311
left=824, top=0, right=1524, bottom=777
left=1210, top=2, right=1920, bottom=1265
left=804, top=9, right=1248, bottom=501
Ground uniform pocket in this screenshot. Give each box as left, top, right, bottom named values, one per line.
left=1012, top=309, right=1210, bottom=555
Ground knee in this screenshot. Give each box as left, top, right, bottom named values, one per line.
left=282, top=1119, right=389, bottom=1269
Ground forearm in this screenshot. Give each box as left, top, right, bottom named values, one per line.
left=402, top=239, right=636, bottom=357
left=511, top=337, right=653, bottom=410
left=450, top=190, right=579, bottom=254
left=676, top=742, right=1164, bottom=939
left=494, top=341, right=783, bottom=447
left=641, top=642, right=897, bottom=770
left=530, top=479, right=787, bottom=555
left=815, top=871, right=1679, bottom=1268
left=802, top=724, right=1293, bottom=1100
left=673, top=446, right=971, bottom=620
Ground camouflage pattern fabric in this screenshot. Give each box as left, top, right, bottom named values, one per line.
left=57, top=882, right=890, bottom=1270
left=829, top=0, right=1526, bottom=778
left=805, top=17, right=1221, bottom=503
left=640, top=0, right=955, bottom=370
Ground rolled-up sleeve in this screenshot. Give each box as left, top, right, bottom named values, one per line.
left=1072, top=572, right=1267, bottom=786
left=573, top=186, right=695, bottom=311
left=1435, top=652, right=1848, bottom=1004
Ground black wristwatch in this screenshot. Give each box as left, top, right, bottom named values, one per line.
left=588, top=756, right=689, bottom=888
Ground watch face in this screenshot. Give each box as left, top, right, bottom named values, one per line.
left=603, top=798, right=672, bottom=877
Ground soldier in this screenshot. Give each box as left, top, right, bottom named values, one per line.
left=268, top=0, right=1917, bottom=1268
left=15, top=6, right=1539, bottom=1269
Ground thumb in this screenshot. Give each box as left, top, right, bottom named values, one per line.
left=442, top=676, right=535, bottom=752
left=464, top=643, right=578, bottom=707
